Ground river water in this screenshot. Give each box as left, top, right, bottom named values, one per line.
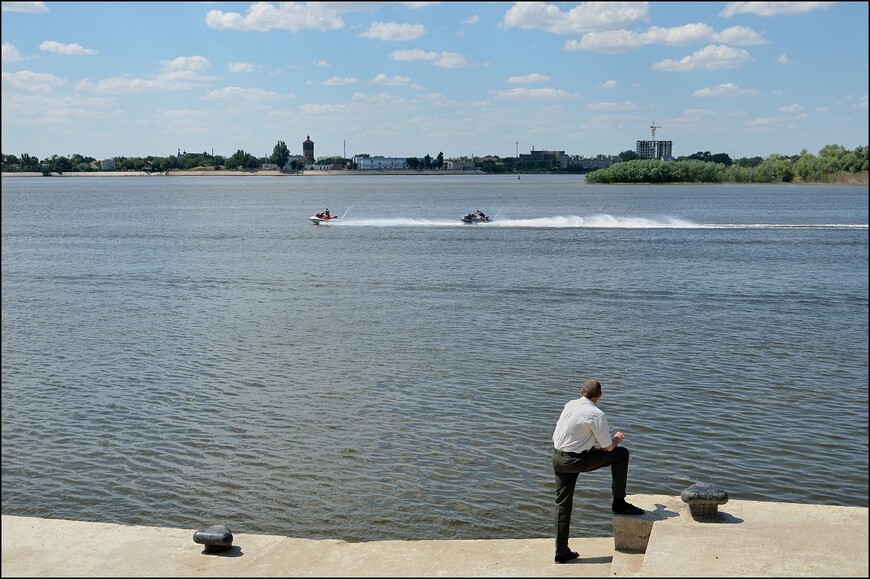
left=2, top=174, right=867, bottom=541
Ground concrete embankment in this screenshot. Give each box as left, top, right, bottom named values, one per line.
left=2, top=494, right=867, bottom=577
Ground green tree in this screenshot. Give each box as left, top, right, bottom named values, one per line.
left=47, top=154, right=72, bottom=174
left=734, top=156, right=763, bottom=168
left=318, top=156, right=347, bottom=166
left=271, top=140, right=290, bottom=167
left=2, top=153, right=21, bottom=170
left=20, top=153, right=41, bottom=171
left=755, top=154, right=794, bottom=182
left=794, top=150, right=825, bottom=182
left=226, top=149, right=258, bottom=170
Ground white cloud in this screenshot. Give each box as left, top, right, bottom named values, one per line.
left=39, top=40, right=97, bottom=56
left=75, top=76, right=160, bottom=94
left=565, top=23, right=766, bottom=54
left=205, top=3, right=344, bottom=32
left=201, top=86, right=288, bottom=101
left=692, top=83, right=761, bottom=97
left=463, top=15, right=479, bottom=25
left=350, top=91, right=407, bottom=106
left=2, top=93, right=114, bottom=124
left=228, top=62, right=258, bottom=73
left=683, top=108, right=716, bottom=118
left=779, top=104, right=803, bottom=113
left=777, top=54, right=790, bottom=65
left=2, top=70, right=66, bottom=93
left=507, top=73, right=549, bottom=84
left=494, top=87, right=580, bottom=100
left=391, top=49, right=467, bottom=68
left=2, top=2, right=48, bottom=13
left=158, top=56, right=214, bottom=82
left=315, top=60, right=331, bottom=67
left=422, top=91, right=459, bottom=106
left=76, top=55, right=216, bottom=94
left=587, top=101, right=636, bottom=110
left=720, top=2, right=834, bottom=18
left=653, top=45, right=752, bottom=72
left=322, top=76, right=358, bottom=86
left=360, top=22, right=425, bottom=41
left=502, top=2, right=649, bottom=35
left=2, top=41, right=23, bottom=63
left=301, top=103, right=349, bottom=115
left=743, top=117, right=773, bottom=133
left=370, top=73, right=413, bottom=86
left=599, top=80, right=619, bottom=88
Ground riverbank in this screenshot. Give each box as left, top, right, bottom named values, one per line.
left=2, top=169, right=488, bottom=177
left=4, top=170, right=865, bottom=183
left=2, top=495, right=866, bottom=577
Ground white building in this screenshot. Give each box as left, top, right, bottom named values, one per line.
left=353, top=156, right=408, bottom=170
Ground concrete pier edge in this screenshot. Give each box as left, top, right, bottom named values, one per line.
left=2, top=494, right=867, bottom=577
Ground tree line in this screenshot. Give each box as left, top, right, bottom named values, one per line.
left=587, top=145, right=868, bottom=184
left=2, top=141, right=867, bottom=183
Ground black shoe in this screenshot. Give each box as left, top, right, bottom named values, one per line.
left=554, top=550, right=580, bottom=564
left=612, top=501, right=645, bottom=515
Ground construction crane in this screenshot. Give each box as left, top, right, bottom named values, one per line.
left=650, top=122, right=661, bottom=141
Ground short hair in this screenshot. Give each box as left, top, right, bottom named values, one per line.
left=580, top=379, right=602, bottom=398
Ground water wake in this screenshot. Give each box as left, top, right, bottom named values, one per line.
left=330, top=214, right=867, bottom=230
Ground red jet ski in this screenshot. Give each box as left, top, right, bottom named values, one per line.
left=310, top=209, right=338, bottom=225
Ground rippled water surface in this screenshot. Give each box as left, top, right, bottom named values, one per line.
left=2, top=174, right=868, bottom=541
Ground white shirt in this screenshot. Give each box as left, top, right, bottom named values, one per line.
left=552, top=397, right=613, bottom=452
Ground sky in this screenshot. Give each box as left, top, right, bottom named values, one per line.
left=2, top=1, right=868, bottom=162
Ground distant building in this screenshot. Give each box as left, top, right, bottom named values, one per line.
left=636, top=123, right=673, bottom=160
left=353, top=156, right=408, bottom=170
left=101, top=158, right=116, bottom=171
left=518, top=148, right=570, bottom=168
left=445, top=160, right=475, bottom=170
left=303, top=135, right=314, bottom=165
left=636, top=140, right=673, bottom=160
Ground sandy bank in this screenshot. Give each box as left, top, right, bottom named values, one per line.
left=3, top=169, right=489, bottom=178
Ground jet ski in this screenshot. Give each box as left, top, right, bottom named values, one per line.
left=310, top=210, right=338, bottom=225
left=461, top=211, right=491, bottom=224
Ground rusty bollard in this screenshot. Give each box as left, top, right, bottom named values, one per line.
left=681, top=483, right=728, bottom=520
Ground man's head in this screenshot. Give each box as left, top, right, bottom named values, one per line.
left=580, top=379, right=602, bottom=400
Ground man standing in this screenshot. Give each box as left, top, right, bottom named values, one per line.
left=551, top=378, right=644, bottom=564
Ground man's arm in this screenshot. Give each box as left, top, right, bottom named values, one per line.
left=604, top=431, right=625, bottom=451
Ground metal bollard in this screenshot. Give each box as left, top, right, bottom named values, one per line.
left=193, top=525, right=234, bottom=553
left=681, top=483, right=728, bottom=519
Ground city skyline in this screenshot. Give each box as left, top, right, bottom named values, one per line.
left=2, top=2, right=868, bottom=161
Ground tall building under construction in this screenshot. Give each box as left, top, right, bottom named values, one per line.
left=636, top=123, right=673, bottom=160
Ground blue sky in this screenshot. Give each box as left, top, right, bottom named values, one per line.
left=2, top=1, right=867, bottom=161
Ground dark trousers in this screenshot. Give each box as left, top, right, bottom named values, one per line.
left=552, top=446, right=630, bottom=554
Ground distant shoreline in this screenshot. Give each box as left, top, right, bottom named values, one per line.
left=2, top=169, right=490, bottom=178
left=4, top=170, right=865, bottom=184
